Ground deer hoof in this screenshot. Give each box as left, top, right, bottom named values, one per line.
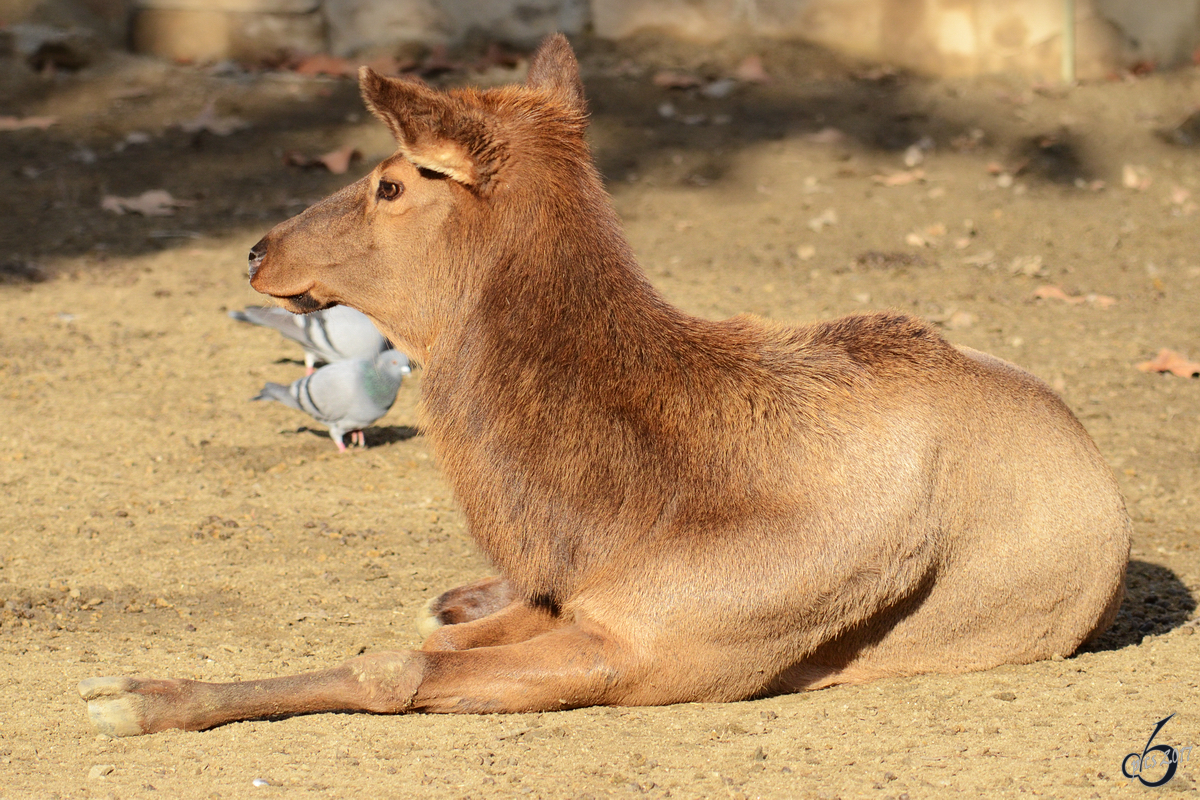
left=79, top=677, right=150, bottom=737
left=415, top=597, right=445, bottom=639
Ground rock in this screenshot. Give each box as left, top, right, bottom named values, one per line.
left=88, top=764, right=115, bottom=780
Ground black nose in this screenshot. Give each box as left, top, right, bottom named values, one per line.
left=248, top=237, right=268, bottom=278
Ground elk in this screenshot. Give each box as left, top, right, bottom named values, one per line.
left=79, top=34, right=1130, bottom=737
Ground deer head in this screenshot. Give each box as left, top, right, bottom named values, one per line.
left=246, top=34, right=593, bottom=364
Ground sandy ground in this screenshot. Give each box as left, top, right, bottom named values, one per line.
left=2, top=35, right=1199, bottom=798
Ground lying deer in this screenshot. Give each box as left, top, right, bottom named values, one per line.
left=79, top=34, right=1130, bottom=736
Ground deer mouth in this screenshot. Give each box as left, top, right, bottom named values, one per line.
left=253, top=280, right=336, bottom=313
left=280, top=291, right=336, bottom=314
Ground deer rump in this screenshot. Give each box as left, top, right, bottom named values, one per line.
left=79, top=35, right=1129, bottom=736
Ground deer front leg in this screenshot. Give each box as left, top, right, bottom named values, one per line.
left=80, top=622, right=632, bottom=735
left=78, top=659, right=412, bottom=737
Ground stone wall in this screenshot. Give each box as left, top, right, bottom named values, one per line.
left=4, top=0, right=1198, bottom=78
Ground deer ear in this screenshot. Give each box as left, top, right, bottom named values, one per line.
left=526, top=33, right=586, bottom=116
left=358, top=67, right=500, bottom=190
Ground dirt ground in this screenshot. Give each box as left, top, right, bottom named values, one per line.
left=2, top=33, right=1199, bottom=799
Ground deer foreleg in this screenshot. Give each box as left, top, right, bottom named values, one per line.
left=80, top=622, right=632, bottom=735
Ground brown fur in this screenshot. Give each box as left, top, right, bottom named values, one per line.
left=79, top=35, right=1130, bottom=735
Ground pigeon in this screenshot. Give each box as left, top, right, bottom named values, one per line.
left=253, top=349, right=411, bottom=451
left=229, top=305, right=389, bottom=375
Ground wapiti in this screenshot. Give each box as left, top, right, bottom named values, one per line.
left=80, top=35, right=1130, bottom=736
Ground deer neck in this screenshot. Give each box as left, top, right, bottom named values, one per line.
left=417, top=188, right=698, bottom=602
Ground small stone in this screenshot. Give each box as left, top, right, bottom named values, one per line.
left=993, top=691, right=1017, bottom=702
left=88, top=764, right=115, bottom=780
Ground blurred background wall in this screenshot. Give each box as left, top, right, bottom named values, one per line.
left=3, top=0, right=1198, bottom=79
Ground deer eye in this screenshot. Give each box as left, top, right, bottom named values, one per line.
left=377, top=180, right=403, bottom=201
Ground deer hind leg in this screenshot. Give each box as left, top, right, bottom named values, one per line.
left=416, top=575, right=515, bottom=637
left=420, top=597, right=561, bottom=652
left=81, top=621, right=635, bottom=736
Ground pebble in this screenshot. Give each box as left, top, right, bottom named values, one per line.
left=88, top=764, right=114, bottom=780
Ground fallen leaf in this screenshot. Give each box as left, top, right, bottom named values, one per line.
left=1137, top=349, right=1200, bottom=377
left=284, top=145, right=362, bottom=175
left=872, top=169, right=925, bottom=186
left=178, top=103, right=248, bottom=136
left=734, top=55, right=771, bottom=83
left=1033, top=285, right=1117, bottom=307
left=292, top=53, right=355, bottom=77
left=1032, top=285, right=1078, bottom=303
left=653, top=70, right=703, bottom=89
left=101, top=190, right=193, bottom=216
left=0, top=115, right=58, bottom=130
left=370, top=54, right=417, bottom=75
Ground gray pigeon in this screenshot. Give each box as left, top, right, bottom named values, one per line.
left=229, top=305, right=389, bottom=374
left=253, top=349, right=411, bottom=451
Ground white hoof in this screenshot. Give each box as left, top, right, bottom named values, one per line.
left=78, top=677, right=149, bottom=737
left=415, top=597, right=445, bottom=639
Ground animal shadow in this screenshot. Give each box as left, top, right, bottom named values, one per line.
left=291, top=424, right=420, bottom=448
left=1082, top=560, right=1197, bottom=651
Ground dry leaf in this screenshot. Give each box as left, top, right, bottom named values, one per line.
left=284, top=145, right=362, bottom=175
left=364, top=54, right=416, bottom=76
left=1137, top=349, right=1200, bottom=377
left=179, top=103, right=248, bottom=136
left=101, top=189, right=193, bottom=216
left=1033, top=285, right=1117, bottom=307
left=292, top=53, right=356, bottom=77
left=0, top=115, right=58, bottom=131
left=319, top=145, right=360, bottom=174
left=872, top=169, right=925, bottom=186
left=653, top=70, right=703, bottom=89
left=734, top=55, right=771, bottom=84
